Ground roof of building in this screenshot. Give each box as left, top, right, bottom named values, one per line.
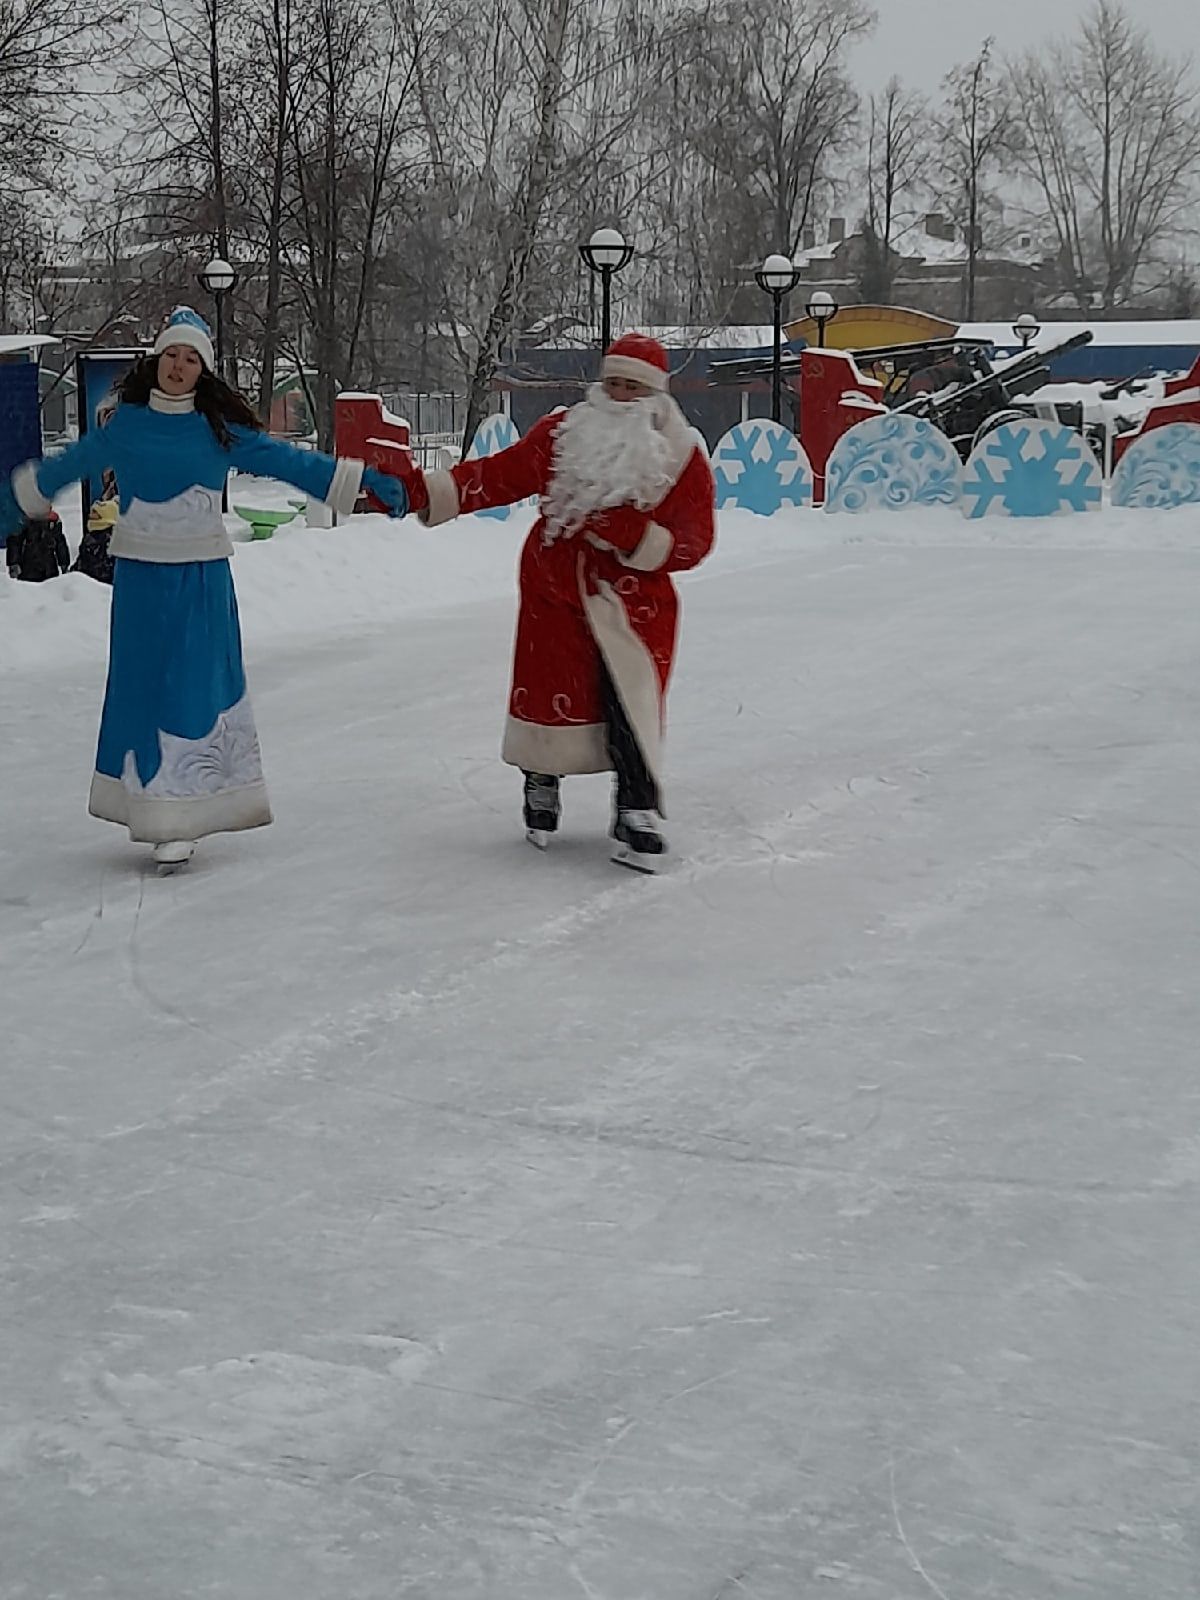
left=0, top=334, right=60, bottom=355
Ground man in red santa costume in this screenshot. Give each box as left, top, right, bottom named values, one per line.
left=401, top=333, right=715, bottom=872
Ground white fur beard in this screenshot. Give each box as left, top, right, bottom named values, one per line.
left=541, top=386, right=676, bottom=543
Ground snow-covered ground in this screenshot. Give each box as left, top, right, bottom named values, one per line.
left=2, top=492, right=1199, bottom=1599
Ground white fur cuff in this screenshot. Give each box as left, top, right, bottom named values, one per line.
left=325, top=456, right=364, bottom=514
left=621, top=521, right=673, bottom=572
left=421, top=470, right=461, bottom=527
left=12, top=461, right=52, bottom=518
left=602, top=355, right=669, bottom=392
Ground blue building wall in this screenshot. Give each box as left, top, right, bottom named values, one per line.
left=504, top=327, right=1200, bottom=439
left=0, top=360, right=42, bottom=483
left=503, top=346, right=786, bottom=446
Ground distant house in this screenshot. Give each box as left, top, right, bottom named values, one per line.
left=788, top=214, right=1046, bottom=324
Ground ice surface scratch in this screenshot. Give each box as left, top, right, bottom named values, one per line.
left=889, top=1458, right=954, bottom=1600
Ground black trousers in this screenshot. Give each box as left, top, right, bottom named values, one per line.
left=599, top=662, right=658, bottom=812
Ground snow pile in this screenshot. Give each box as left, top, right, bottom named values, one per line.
left=3, top=481, right=1199, bottom=677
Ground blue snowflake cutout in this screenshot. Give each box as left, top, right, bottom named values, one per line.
left=465, top=413, right=527, bottom=520
left=711, top=420, right=813, bottom=515
left=824, top=414, right=962, bottom=513
left=962, top=421, right=1102, bottom=519
left=1111, top=423, right=1200, bottom=510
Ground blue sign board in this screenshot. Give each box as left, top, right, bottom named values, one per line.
left=75, top=349, right=146, bottom=518
left=0, top=360, right=42, bottom=485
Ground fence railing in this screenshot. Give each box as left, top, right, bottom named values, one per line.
left=380, top=392, right=467, bottom=440
left=408, top=432, right=462, bottom=470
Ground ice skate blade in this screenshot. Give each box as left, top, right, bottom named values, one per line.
left=525, top=828, right=552, bottom=851
left=155, top=860, right=190, bottom=877
left=611, top=843, right=663, bottom=875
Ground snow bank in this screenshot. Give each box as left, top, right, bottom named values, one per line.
left=2, top=480, right=1199, bottom=676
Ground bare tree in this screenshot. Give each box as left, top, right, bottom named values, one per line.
left=676, top=0, right=874, bottom=260
left=0, top=0, right=117, bottom=193
left=1009, top=0, right=1200, bottom=309
left=284, top=0, right=423, bottom=444
left=859, top=76, right=927, bottom=302
left=130, top=0, right=241, bottom=256
left=930, top=41, right=1019, bottom=318
left=237, top=0, right=308, bottom=419
left=418, top=0, right=695, bottom=449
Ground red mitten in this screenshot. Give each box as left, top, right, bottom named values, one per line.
left=588, top=504, right=650, bottom=554
left=363, top=450, right=428, bottom=516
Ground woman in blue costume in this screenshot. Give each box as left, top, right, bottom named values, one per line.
left=1, top=307, right=409, bottom=871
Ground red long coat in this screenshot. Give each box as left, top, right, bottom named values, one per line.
left=416, top=409, right=716, bottom=790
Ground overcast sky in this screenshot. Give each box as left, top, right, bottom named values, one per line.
left=851, top=0, right=1200, bottom=92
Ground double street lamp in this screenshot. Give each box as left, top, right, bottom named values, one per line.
left=754, top=253, right=803, bottom=424
left=579, top=227, right=634, bottom=351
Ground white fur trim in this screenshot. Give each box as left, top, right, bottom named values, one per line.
left=653, top=399, right=702, bottom=487
left=325, top=456, right=364, bottom=514
left=88, top=772, right=272, bottom=843
left=621, top=520, right=673, bottom=572
left=601, top=354, right=669, bottom=392
left=421, top=469, right=461, bottom=527
left=501, top=716, right=609, bottom=775
left=109, top=487, right=231, bottom=564
left=12, top=461, right=51, bottom=518
left=581, top=574, right=664, bottom=795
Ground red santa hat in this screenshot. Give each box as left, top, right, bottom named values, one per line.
left=601, top=332, right=670, bottom=392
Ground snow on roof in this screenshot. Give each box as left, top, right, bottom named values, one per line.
left=962, top=320, right=1200, bottom=349
left=0, top=334, right=60, bottom=355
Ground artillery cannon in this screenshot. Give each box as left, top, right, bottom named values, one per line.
left=891, top=331, right=1096, bottom=456
left=709, top=329, right=1097, bottom=462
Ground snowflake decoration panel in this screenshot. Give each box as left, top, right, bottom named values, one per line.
left=962, top=421, right=1103, bottom=519
left=1111, top=423, right=1200, bottom=510
left=711, top=420, right=814, bottom=516
left=824, top=415, right=962, bottom=514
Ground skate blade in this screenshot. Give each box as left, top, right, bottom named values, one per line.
left=611, top=843, right=663, bottom=875
left=525, top=828, right=552, bottom=851
left=156, top=860, right=190, bottom=877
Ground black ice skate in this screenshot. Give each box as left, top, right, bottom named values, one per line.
left=523, top=772, right=561, bottom=850
left=611, top=808, right=667, bottom=874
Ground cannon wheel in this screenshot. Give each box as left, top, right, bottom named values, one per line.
left=970, top=409, right=1033, bottom=453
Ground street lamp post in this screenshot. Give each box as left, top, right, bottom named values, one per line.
left=579, top=227, right=634, bottom=351
left=197, top=256, right=239, bottom=387
left=754, top=253, right=802, bottom=424
left=1013, top=311, right=1041, bottom=350
left=806, top=289, right=839, bottom=349
left=198, top=256, right=238, bottom=510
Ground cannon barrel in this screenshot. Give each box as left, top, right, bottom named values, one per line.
left=893, top=330, right=1095, bottom=422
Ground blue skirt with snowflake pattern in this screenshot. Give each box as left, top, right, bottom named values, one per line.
left=88, top=557, right=273, bottom=843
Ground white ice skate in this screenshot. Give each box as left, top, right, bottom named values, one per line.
left=153, top=839, right=196, bottom=875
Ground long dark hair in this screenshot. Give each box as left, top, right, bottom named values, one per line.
left=118, top=355, right=264, bottom=448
